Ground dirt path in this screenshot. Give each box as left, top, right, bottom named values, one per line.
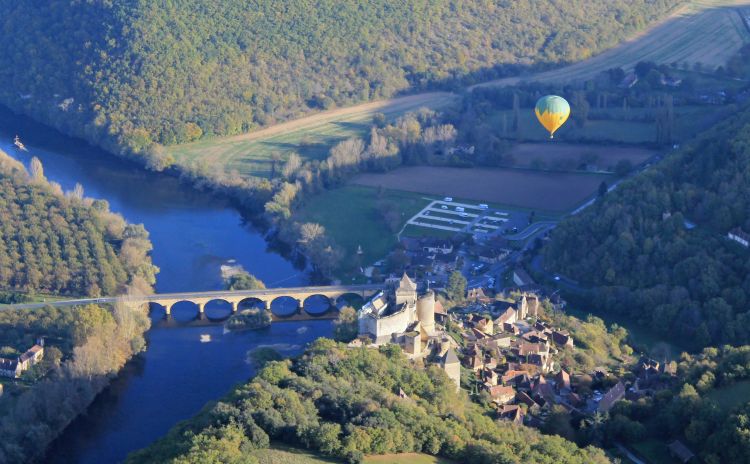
left=182, top=92, right=459, bottom=148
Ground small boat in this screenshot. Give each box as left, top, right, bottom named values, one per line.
left=200, top=334, right=211, bottom=343
left=13, top=135, right=27, bottom=152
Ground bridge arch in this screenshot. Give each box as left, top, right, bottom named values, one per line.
left=269, top=296, right=300, bottom=318
left=203, top=298, right=234, bottom=320
left=237, top=297, right=267, bottom=311
left=302, top=294, right=334, bottom=316
left=168, top=300, right=203, bottom=322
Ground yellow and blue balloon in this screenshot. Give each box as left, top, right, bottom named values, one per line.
left=535, top=95, right=570, bottom=139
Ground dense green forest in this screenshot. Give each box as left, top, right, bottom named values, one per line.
left=605, top=345, right=750, bottom=463
left=0, top=0, right=680, bottom=156
left=126, top=339, right=609, bottom=464
left=0, top=303, right=151, bottom=463
left=543, top=103, right=750, bottom=348
left=0, top=149, right=157, bottom=298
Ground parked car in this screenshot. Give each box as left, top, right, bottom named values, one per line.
left=441, top=205, right=448, bottom=210
left=479, top=203, right=489, bottom=209
left=444, top=197, right=453, bottom=202
left=456, top=206, right=465, bottom=212
left=460, top=213, right=469, bottom=217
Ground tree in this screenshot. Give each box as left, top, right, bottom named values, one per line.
left=333, top=306, right=358, bottom=342
left=226, top=272, right=265, bottom=290
left=446, top=271, right=467, bottom=302
left=29, top=157, right=45, bottom=182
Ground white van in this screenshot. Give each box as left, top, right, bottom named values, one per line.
left=479, top=204, right=489, bottom=210
left=455, top=206, right=465, bottom=212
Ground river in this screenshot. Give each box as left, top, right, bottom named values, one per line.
left=0, top=107, right=334, bottom=463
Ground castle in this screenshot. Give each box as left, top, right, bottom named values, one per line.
left=358, top=273, right=436, bottom=350
left=357, top=274, right=460, bottom=390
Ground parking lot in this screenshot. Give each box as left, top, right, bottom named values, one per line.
left=406, top=198, right=530, bottom=236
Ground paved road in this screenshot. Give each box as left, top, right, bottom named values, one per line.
left=1, top=284, right=383, bottom=311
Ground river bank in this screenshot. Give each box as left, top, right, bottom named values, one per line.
left=0, top=106, right=326, bottom=463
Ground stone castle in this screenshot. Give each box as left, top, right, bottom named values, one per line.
left=356, top=274, right=460, bottom=391
left=358, top=274, right=436, bottom=349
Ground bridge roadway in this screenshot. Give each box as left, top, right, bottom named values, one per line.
left=2, top=284, right=383, bottom=317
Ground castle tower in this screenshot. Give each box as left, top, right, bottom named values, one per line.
left=395, top=273, right=418, bottom=307
left=416, top=290, right=436, bottom=335
left=518, top=295, right=528, bottom=319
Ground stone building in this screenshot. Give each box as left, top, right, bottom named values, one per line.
left=359, top=274, right=436, bottom=345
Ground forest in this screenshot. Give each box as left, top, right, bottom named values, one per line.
left=543, top=102, right=750, bottom=348
left=0, top=149, right=157, bottom=299
left=125, top=338, right=609, bottom=464
left=605, top=345, right=750, bottom=463
left=0, top=0, right=680, bottom=157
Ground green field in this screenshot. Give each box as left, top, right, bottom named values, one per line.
left=364, top=453, right=455, bottom=464
left=474, top=0, right=750, bottom=88
left=704, top=379, right=750, bottom=411
left=488, top=105, right=731, bottom=144
left=294, top=186, right=430, bottom=274
left=168, top=92, right=460, bottom=178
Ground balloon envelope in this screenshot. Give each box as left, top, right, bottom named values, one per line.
left=535, top=95, right=570, bottom=138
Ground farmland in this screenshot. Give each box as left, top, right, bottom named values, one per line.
left=506, top=143, right=657, bottom=171
left=167, top=92, right=460, bottom=178
left=473, top=0, right=750, bottom=88
left=352, top=166, right=611, bottom=212
left=487, top=105, right=735, bottom=144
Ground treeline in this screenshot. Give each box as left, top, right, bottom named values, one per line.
left=0, top=303, right=151, bottom=464
left=125, top=339, right=608, bottom=464
left=0, top=0, right=680, bottom=156
left=0, top=149, right=157, bottom=297
left=265, top=109, right=458, bottom=279
left=543, top=103, right=750, bottom=348
left=604, top=345, right=750, bottom=463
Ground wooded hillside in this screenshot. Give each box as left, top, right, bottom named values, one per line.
left=0, top=0, right=680, bottom=155
left=544, top=103, right=750, bottom=348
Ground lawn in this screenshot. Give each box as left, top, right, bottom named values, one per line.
left=168, top=92, right=460, bottom=178
left=364, top=453, right=456, bottom=464
left=704, top=379, right=750, bottom=411
left=294, top=185, right=430, bottom=273
left=353, top=166, right=611, bottom=212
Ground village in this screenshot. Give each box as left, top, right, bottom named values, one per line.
left=350, top=271, right=690, bottom=458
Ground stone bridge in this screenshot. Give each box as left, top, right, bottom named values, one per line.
left=3, top=284, right=382, bottom=320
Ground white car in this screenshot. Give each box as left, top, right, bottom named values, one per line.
left=444, top=197, right=453, bottom=202
left=460, top=213, right=469, bottom=217
left=455, top=206, right=465, bottom=212
left=441, top=205, right=448, bottom=210
left=479, top=203, right=489, bottom=210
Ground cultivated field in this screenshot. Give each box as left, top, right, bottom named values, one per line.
left=473, top=0, right=750, bottom=88
left=168, top=92, right=460, bottom=178
left=507, top=143, right=656, bottom=171
left=353, top=167, right=610, bottom=212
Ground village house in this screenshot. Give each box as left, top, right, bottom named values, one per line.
left=487, top=385, right=516, bottom=404
left=466, top=287, right=491, bottom=304
left=512, top=267, right=536, bottom=287
left=551, top=330, right=574, bottom=348
left=0, top=340, right=45, bottom=379
left=497, top=404, right=525, bottom=424
left=598, top=381, right=626, bottom=413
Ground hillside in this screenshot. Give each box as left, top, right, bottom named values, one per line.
left=0, top=150, right=157, bottom=299
left=543, top=102, right=750, bottom=349
left=0, top=0, right=680, bottom=156
left=125, top=339, right=609, bottom=464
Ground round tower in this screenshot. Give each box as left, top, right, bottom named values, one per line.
left=416, top=290, right=436, bottom=335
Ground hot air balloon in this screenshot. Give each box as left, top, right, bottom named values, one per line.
left=535, top=95, right=570, bottom=139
